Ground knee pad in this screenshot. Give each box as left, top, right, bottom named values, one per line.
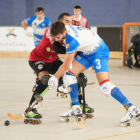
left=100, top=81, right=116, bottom=97
left=63, top=72, right=77, bottom=86
left=41, top=75, right=51, bottom=87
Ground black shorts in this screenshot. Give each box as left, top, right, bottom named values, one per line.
left=29, top=58, right=63, bottom=76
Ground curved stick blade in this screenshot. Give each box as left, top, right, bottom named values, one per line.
left=7, top=112, right=23, bottom=120
left=74, top=120, right=86, bottom=128
left=87, top=81, right=96, bottom=85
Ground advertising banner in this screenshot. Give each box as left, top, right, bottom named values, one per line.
left=0, top=27, right=34, bottom=51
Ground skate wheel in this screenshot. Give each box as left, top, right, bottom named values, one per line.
left=55, top=93, right=58, bottom=97
left=64, top=95, right=67, bottom=98
left=65, top=118, right=69, bottom=123
left=127, top=122, right=130, bottom=126
left=121, top=122, right=130, bottom=127
left=76, top=117, right=81, bottom=122
left=135, top=116, right=140, bottom=122
left=64, top=95, right=68, bottom=98
left=24, top=119, right=28, bottom=124
left=88, top=114, right=94, bottom=118
left=58, top=93, right=61, bottom=97
left=31, top=120, right=36, bottom=125
left=37, top=120, right=42, bottom=124
left=61, top=94, right=64, bottom=98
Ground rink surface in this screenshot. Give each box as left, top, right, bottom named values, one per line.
left=0, top=58, right=140, bottom=140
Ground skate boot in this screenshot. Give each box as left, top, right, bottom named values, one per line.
left=60, top=105, right=82, bottom=122
left=80, top=103, right=94, bottom=118
left=24, top=108, right=42, bottom=125
left=55, top=85, right=68, bottom=98
left=120, top=106, right=140, bottom=127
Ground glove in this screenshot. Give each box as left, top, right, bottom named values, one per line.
left=25, top=30, right=32, bottom=37
left=48, top=75, right=58, bottom=90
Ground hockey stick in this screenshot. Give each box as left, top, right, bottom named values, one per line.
left=31, top=35, right=41, bottom=41
left=87, top=81, right=96, bottom=85
left=7, top=87, right=49, bottom=120
left=74, top=85, right=86, bottom=128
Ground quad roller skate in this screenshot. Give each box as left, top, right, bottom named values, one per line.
left=60, top=105, right=83, bottom=123
left=55, top=85, right=68, bottom=98
left=120, top=106, right=140, bottom=127
left=24, top=108, right=42, bottom=125
left=70, top=102, right=94, bottom=118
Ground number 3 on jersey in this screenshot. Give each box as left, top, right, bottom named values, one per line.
left=95, top=59, right=101, bottom=69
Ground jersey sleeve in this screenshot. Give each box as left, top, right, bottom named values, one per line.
left=25, top=15, right=36, bottom=24
left=44, top=17, right=51, bottom=28
left=65, top=34, right=79, bottom=54
left=85, top=20, right=88, bottom=28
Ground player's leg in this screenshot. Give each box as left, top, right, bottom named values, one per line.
left=74, top=54, right=94, bottom=114
left=60, top=56, right=93, bottom=117
left=91, top=40, right=140, bottom=123
left=46, top=58, right=69, bottom=97
left=27, top=61, right=49, bottom=119
left=60, top=69, right=83, bottom=118
left=133, top=53, right=140, bottom=69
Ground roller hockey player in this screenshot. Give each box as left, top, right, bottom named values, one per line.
left=21, top=7, right=51, bottom=47
left=57, top=13, right=94, bottom=115
left=125, top=26, right=140, bottom=69
left=48, top=22, right=140, bottom=126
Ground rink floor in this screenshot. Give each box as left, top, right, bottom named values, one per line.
left=0, top=58, right=140, bottom=140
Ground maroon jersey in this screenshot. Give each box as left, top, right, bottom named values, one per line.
left=29, top=27, right=58, bottom=63
left=71, top=14, right=88, bottom=28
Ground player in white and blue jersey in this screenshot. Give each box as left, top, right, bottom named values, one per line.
left=48, top=22, right=140, bottom=125
left=21, top=7, right=51, bottom=47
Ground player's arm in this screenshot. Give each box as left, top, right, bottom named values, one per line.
left=53, top=41, right=66, bottom=54
left=54, top=52, right=75, bottom=78
left=21, top=20, right=32, bottom=37
left=45, top=17, right=51, bottom=28
left=54, top=36, right=79, bottom=78
left=21, top=20, right=27, bottom=30
left=21, top=16, right=36, bottom=37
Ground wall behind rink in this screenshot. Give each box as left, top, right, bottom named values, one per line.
left=0, top=0, right=140, bottom=26
left=0, top=26, right=122, bottom=58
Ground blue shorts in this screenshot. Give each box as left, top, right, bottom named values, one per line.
left=33, top=33, right=43, bottom=47
left=74, top=40, right=109, bottom=73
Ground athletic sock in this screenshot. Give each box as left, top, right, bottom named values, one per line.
left=69, top=83, right=79, bottom=106
left=111, top=87, right=133, bottom=108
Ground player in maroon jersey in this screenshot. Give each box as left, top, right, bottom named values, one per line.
left=71, top=5, right=88, bottom=28
left=26, top=27, right=68, bottom=120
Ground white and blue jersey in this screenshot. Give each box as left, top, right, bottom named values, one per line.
left=25, top=15, right=51, bottom=47
left=65, top=25, right=109, bottom=73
